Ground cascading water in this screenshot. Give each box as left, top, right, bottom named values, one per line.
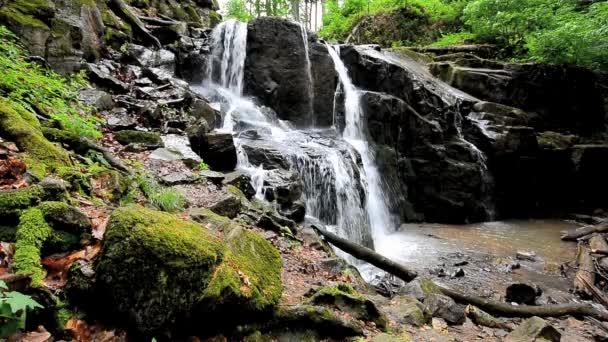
left=325, top=44, right=396, bottom=243
left=201, top=21, right=377, bottom=251
left=207, top=19, right=248, bottom=94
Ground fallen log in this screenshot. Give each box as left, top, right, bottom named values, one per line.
left=311, top=225, right=417, bottom=282
left=574, top=244, right=595, bottom=297
left=312, top=227, right=608, bottom=321
left=590, top=235, right=608, bottom=270
left=109, top=0, right=161, bottom=49
left=440, top=286, right=608, bottom=321
left=562, top=223, right=608, bottom=241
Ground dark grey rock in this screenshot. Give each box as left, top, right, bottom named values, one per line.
left=78, top=89, right=113, bottom=111
left=505, top=283, right=542, bottom=305
left=189, top=132, right=237, bottom=171
left=424, top=293, right=466, bottom=325
left=222, top=171, right=255, bottom=199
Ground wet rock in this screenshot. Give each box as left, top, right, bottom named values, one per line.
left=222, top=171, right=255, bottom=199
left=245, top=17, right=323, bottom=126
left=505, top=316, right=561, bottom=342
left=279, top=200, right=306, bottom=222
left=309, top=40, right=338, bottom=126
left=424, top=293, right=466, bottom=325
left=86, top=63, right=129, bottom=93
left=200, top=170, right=225, bottom=185
left=149, top=22, right=188, bottom=45
left=505, top=283, right=542, bottom=305
left=189, top=132, right=237, bottom=171
left=516, top=251, right=537, bottom=261
left=263, top=169, right=303, bottom=205
left=307, top=283, right=389, bottom=330
left=451, top=268, right=465, bottom=278
left=189, top=97, right=218, bottom=129
left=141, top=67, right=173, bottom=85
left=78, top=89, right=113, bottom=111
left=400, top=278, right=427, bottom=301
left=255, top=212, right=296, bottom=234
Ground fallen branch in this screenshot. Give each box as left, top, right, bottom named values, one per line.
left=311, top=225, right=417, bottom=282
left=562, top=223, right=608, bottom=241
left=577, top=274, right=608, bottom=308
left=109, top=0, right=161, bottom=49
left=138, top=16, right=179, bottom=26
left=440, top=285, right=608, bottom=321
left=42, top=128, right=132, bottom=175
left=574, top=244, right=595, bottom=297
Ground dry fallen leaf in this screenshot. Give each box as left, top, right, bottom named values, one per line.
left=42, top=243, right=101, bottom=289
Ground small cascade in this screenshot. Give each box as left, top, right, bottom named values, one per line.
left=297, top=22, right=315, bottom=126
left=326, top=44, right=396, bottom=243
left=207, top=19, right=248, bottom=94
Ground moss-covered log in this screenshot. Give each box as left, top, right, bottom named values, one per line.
left=12, top=208, right=53, bottom=287
left=108, top=0, right=161, bottom=49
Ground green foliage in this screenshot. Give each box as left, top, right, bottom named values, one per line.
left=463, top=0, right=608, bottom=69
left=319, top=0, right=467, bottom=42
left=196, top=161, right=210, bottom=171
left=226, top=0, right=252, bottom=22
left=431, top=31, right=475, bottom=47
left=150, top=189, right=186, bottom=213
left=0, top=26, right=101, bottom=139
left=0, top=280, right=44, bottom=337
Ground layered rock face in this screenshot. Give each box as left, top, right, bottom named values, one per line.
left=244, top=17, right=336, bottom=127
left=0, top=0, right=219, bottom=74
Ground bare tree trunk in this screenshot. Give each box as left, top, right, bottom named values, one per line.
left=562, top=223, right=608, bottom=241
left=265, top=0, right=272, bottom=16
left=291, top=0, right=300, bottom=21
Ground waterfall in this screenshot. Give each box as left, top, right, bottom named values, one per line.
left=297, top=22, right=315, bottom=126
left=325, top=44, right=396, bottom=243
left=207, top=19, right=248, bottom=94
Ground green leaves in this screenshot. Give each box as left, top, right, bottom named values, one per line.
left=0, top=280, right=44, bottom=337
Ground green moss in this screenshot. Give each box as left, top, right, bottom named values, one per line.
left=114, top=130, right=162, bottom=146
left=0, top=185, right=46, bottom=217
left=227, top=184, right=247, bottom=200
left=209, top=10, right=222, bottom=27
left=0, top=99, right=71, bottom=178
left=42, top=230, right=80, bottom=255
left=419, top=278, right=441, bottom=296
left=202, top=226, right=283, bottom=312
left=244, top=331, right=273, bottom=342
left=96, top=205, right=226, bottom=333
left=183, top=4, right=202, bottom=22
left=537, top=131, right=578, bottom=150
left=308, top=284, right=388, bottom=331
left=0, top=0, right=53, bottom=29
left=12, top=208, right=53, bottom=286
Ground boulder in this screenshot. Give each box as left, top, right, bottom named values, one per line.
left=97, top=206, right=280, bottom=333
left=309, top=41, right=337, bottom=126
left=307, top=283, right=388, bottom=330
left=272, top=305, right=363, bottom=338
left=383, top=295, right=431, bottom=327
left=38, top=201, right=91, bottom=234
left=222, top=171, right=255, bottom=199
left=505, top=316, right=561, bottom=342
left=262, top=169, right=303, bottom=206
left=189, top=131, right=237, bottom=171
left=86, top=63, right=129, bottom=93
left=244, top=17, right=319, bottom=126
left=423, top=293, right=466, bottom=325
left=199, top=169, right=225, bottom=185
left=114, top=130, right=163, bottom=149
left=505, top=283, right=542, bottom=305
left=209, top=186, right=246, bottom=219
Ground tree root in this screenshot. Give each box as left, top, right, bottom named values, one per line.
left=109, top=0, right=162, bottom=49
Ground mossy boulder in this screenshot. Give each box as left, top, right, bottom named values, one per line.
left=0, top=99, right=71, bottom=178
left=537, top=131, right=578, bottom=150
left=272, top=305, right=364, bottom=338
left=200, top=225, right=283, bottom=312
left=114, top=130, right=163, bottom=148
left=307, top=283, right=388, bottom=330
left=96, top=205, right=225, bottom=333
left=387, top=295, right=431, bottom=327
left=0, top=179, right=67, bottom=220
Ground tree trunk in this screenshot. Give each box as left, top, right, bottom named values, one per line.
left=265, top=0, right=272, bottom=16
left=109, top=0, right=161, bottom=49
left=291, top=0, right=300, bottom=21
left=311, top=225, right=418, bottom=282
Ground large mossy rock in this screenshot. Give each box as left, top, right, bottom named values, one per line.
left=200, top=225, right=282, bottom=313
left=95, top=206, right=283, bottom=334
left=96, top=206, right=225, bottom=333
